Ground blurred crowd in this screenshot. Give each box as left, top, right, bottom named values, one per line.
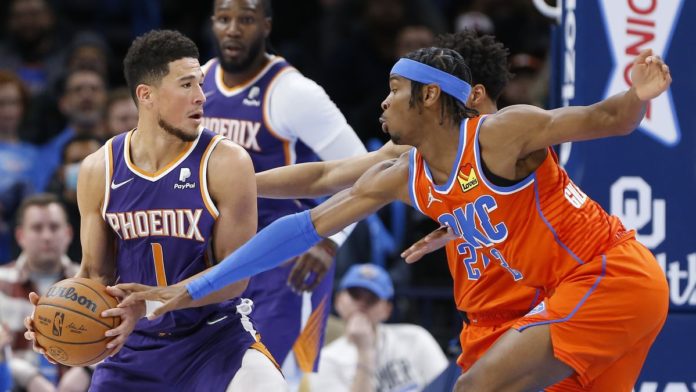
left=0, top=0, right=553, bottom=387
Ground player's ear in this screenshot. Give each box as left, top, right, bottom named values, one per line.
left=135, top=84, right=152, bottom=108
left=422, top=84, right=441, bottom=107
left=264, top=17, right=272, bottom=38
left=467, top=84, right=487, bottom=107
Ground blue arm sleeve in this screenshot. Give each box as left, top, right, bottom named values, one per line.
left=187, top=210, right=322, bottom=300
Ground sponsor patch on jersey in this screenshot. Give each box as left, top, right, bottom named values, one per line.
left=457, top=163, right=479, bottom=193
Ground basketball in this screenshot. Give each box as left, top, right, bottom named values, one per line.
left=33, top=278, right=121, bottom=366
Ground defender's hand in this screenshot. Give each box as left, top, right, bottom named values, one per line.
left=287, top=239, right=336, bottom=292
left=22, top=292, right=57, bottom=364
left=401, top=226, right=458, bottom=263
left=631, top=49, right=672, bottom=101
left=101, top=285, right=146, bottom=355
left=116, top=283, right=192, bottom=319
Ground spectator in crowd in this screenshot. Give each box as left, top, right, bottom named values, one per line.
left=41, top=67, right=107, bottom=189
left=26, top=32, right=112, bottom=146
left=63, top=32, right=112, bottom=84
left=0, top=194, right=78, bottom=391
left=320, top=0, right=446, bottom=141
left=311, top=264, right=448, bottom=391
left=0, top=0, right=70, bottom=95
left=499, top=52, right=548, bottom=108
left=46, top=135, right=102, bottom=262
left=395, top=25, right=435, bottom=58
left=0, top=71, right=41, bottom=263
left=103, top=87, right=137, bottom=139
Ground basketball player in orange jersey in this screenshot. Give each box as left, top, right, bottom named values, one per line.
left=119, top=47, right=671, bottom=391
left=24, top=30, right=286, bottom=390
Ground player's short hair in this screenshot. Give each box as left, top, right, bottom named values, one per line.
left=434, top=30, right=512, bottom=101
left=123, top=30, right=200, bottom=102
left=16, top=194, right=68, bottom=227
left=404, top=47, right=478, bottom=125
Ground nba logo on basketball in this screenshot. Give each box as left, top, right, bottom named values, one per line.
left=457, top=164, right=479, bottom=193
left=52, top=312, right=65, bottom=336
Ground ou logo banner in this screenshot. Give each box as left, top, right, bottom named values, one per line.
left=599, top=0, right=684, bottom=146
left=610, top=176, right=665, bottom=249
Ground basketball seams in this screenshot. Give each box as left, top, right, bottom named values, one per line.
left=70, top=279, right=118, bottom=309
left=37, top=303, right=114, bottom=330
left=69, top=346, right=111, bottom=367
left=35, top=329, right=112, bottom=366
left=60, top=279, right=119, bottom=328
left=34, top=328, right=109, bottom=345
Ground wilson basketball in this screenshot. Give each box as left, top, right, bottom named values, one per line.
left=33, top=278, right=121, bottom=366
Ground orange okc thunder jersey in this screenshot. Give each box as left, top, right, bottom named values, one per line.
left=408, top=115, right=628, bottom=313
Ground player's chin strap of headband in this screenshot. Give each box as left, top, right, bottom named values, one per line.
left=390, top=58, right=471, bottom=104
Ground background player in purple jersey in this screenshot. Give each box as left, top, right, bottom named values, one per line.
left=24, top=30, right=286, bottom=391
left=200, top=0, right=366, bottom=380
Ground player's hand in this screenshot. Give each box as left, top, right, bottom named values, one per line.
left=400, top=226, right=458, bottom=263
left=287, top=238, right=337, bottom=293
left=345, top=312, right=376, bottom=351
left=116, top=283, right=192, bottom=320
left=22, top=292, right=57, bottom=364
left=101, top=285, right=146, bottom=355
left=631, top=49, right=672, bottom=101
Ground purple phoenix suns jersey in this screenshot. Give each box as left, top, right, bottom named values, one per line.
left=102, top=128, right=232, bottom=334
left=202, top=57, right=319, bottom=228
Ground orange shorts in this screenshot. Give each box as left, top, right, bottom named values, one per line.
left=514, top=239, right=669, bottom=390
left=457, top=313, right=584, bottom=390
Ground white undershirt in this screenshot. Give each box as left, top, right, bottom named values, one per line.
left=266, top=70, right=367, bottom=160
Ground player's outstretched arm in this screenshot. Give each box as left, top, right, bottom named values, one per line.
left=483, top=49, right=671, bottom=158
left=256, top=141, right=409, bottom=199
left=119, top=154, right=412, bottom=318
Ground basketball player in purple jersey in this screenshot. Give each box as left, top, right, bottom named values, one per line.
left=25, top=30, right=286, bottom=391
left=201, top=0, right=366, bottom=376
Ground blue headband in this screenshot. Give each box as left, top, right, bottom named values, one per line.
left=390, top=58, right=471, bottom=104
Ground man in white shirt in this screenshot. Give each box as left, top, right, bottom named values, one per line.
left=312, top=264, right=448, bottom=392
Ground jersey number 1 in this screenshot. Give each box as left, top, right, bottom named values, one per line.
left=151, top=243, right=168, bottom=286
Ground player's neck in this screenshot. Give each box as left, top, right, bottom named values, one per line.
left=417, top=120, right=462, bottom=187
left=221, top=53, right=272, bottom=87
left=129, top=123, right=193, bottom=173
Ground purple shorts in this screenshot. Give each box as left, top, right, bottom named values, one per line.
left=89, top=309, right=258, bottom=392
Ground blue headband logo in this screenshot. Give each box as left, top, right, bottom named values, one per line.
left=390, top=58, right=471, bottom=104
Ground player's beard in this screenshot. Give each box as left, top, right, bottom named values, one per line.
left=218, top=36, right=264, bottom=73
left=159, top=118, right=197, bottom=142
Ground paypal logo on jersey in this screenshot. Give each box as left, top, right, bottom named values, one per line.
left=243, top=86, right=261, bottom=106
left=174, top=167, right=196, bottom=190
left=599, top=0, right=683, bottom=146
left=437, top=195, right=508, bottom=248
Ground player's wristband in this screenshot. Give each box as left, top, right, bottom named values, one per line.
left=186, top=210, right=322, bottom=300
